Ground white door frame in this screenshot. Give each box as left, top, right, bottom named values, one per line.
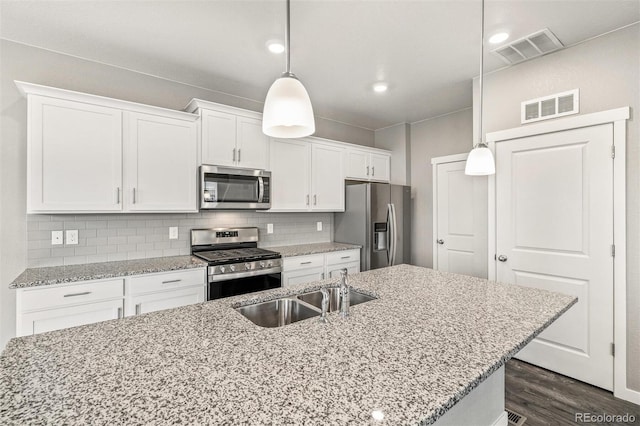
left=486, top=107, right=636, bottom=403
left=431, top=153, right=469, bottom=269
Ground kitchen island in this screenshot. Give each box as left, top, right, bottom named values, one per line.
left=0, top=265, right=576, bottom=425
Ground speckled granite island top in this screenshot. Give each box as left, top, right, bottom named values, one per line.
left=1, top=265, right=576, bottom=425
left=267, top=241, right=361, bottom=257
left=9, top=255, right=208, bottom=289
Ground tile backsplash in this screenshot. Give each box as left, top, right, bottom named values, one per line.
left=27, top=211, right=333, bottom=268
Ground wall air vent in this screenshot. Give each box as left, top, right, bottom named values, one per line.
left=491, top=28, right=563, bottom=65
left=521, top=89, right=579, bottom=124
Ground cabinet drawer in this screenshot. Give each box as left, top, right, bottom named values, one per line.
left=283, top=254, right=325, bottom=272
left=128, top=268, right=206, bottom=295
left=20, top=279, right=124, bottom=312
left=325, top=249, right=360, bottom=266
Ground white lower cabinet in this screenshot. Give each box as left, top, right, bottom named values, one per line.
left=16, top=268, right=206, bottom=336
left=282, top=250, right=360, bottom=287
left=125, top=269, right=205, bottom=316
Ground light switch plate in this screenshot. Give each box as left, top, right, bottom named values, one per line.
left=51, top=230, right=63, bottom=246
left=66, top=230, right=78, bottom=245
left=317, top=222, right=323, bottom=231
left=169, top=227, right=178, bottom=240
left=267, top=224, right=274, bottom=234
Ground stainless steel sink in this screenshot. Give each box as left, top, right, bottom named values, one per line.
left=236, top=298, right=320, bottom=328
left=297, top=288, right=377, bottom=312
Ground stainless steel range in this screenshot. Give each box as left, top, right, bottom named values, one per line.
left=191, top=227, right=282, bottom=300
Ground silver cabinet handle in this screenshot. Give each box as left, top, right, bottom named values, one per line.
left=117, top=307, right=123, bottom=319
left=63, top=291, right=91, bottom=298
left=321, top=273, right=325, bottom=279
left=233, top=148, right=236, bottom=162
left=116, top=187, right=120, bottom=204
left=306, top=194, right=310, bottom=206
left=238, top=148, right=241, bottom=163
left=313, top=195, right=317, bottom=205
left=372, top=166, right=375, bottom=176
left=340, top=256, right=351, bottom=259
left=132, top=188, right=136, bottom=204
left=366, top=166, right=370, bottom=176
left=498, top=255, right=508, bottom=262
left=135, top=303, right=141, bottom=315
left=300, top=261, right=312, bottom=265
left=437, top=239, right=444, bottom=245
left=162, top=279, right=181, bottom=284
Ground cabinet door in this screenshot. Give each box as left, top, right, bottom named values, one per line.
left=282, top=266, right=325, bottom=287
left=236, top=116, right=269, bottom=169
left=128, top=286, right=204, bottom=316
left=345, top=150, right=370, bottom=180
left=201, top=109, right=236, bottom=166
left=311, top=144, right=345, bottom=211
left=20, top=299, right=123, bottom=336
left=327, top=261, right=360, bottom=279
left=28, top=96, right=122, bottom=212
left=124, top=112, right=197, bottom=212
left=370, top=153, right=391, bottom=182
left=269, top=138, right=310, bottom=211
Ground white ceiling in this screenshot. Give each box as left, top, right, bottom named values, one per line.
left=1, top=0, right=638, bottom=130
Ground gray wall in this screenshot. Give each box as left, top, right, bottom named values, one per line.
left=374, top=123, right=411, bottom=185
left=409, top=109, right=473, bottom=268
left=477, top=24, right=640, bottom=391
left=0, top=39, right=374, bottom=349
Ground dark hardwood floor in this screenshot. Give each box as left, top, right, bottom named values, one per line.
left=505, top=359, right=640, bottom=425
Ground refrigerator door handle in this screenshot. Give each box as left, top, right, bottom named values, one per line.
left=386, top=203, right=393, bottom=266
left=390, top=203, right=398, bottom=266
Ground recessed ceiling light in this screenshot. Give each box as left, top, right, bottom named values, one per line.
left=372, top=82, right=388, bottom=93
left=266, top=40, right=285, bottom=54
left=489, top=32, right=509, bottom=44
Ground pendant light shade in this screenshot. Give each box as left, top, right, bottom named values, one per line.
left=262, top=0, right=315, bottom=138
left=263, top=73, right=315, bottom=138
left=465, top=0, right=495, bottom=176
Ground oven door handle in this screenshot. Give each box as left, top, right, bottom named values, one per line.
left=208, top=266, right=282, bottom=282
left=258, top=177, right=264, bottom=203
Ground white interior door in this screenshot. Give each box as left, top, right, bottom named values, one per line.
left=434, top=159, right=488, bottom=278
left=495, top=124, right=614, bottom=390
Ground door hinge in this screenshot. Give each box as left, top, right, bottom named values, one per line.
left=611, top=244, right=616, bottom=257
left=611, top=145, right=616, bottom=159
left=611, top=342, right=615, bottom=356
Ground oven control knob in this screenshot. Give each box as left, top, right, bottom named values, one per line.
left=267, top=261, right=273, bottom=267
left=229, top=265, right=235, bottom=272
left=219, top=266, right=225, bottom=273
left=260, top=262, right=266, bottom=268
left=245, top=263, right=252, bottom=270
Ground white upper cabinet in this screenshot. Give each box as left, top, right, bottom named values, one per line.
left=345, top=148, right=391, bottom=182
left=186, top=99, right=269, bottom=170
left=17, top=81, right=199, bottom=214
left=124, top=112, right=197, bottom=212
left=269, top=137, right=344, bottom=212
left=27, top=96, right=123, bottom=212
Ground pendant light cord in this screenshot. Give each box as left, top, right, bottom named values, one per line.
left=285, top=0, right=291, bottom=74
left=478, top=0, right=485, bottom=147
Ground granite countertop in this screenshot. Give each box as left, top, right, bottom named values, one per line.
left=0, top=265, right=576, bottom=425
left=9, top=256, right=208, bottom=289
left=267, top=241, right=361, bottom=257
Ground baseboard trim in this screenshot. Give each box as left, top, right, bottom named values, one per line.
left=614, top=386, right=640, bottom=405
left=492, top=411, right=508, bottom=426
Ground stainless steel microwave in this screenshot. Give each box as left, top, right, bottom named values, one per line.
left=200, top=165, right=271, bottom=210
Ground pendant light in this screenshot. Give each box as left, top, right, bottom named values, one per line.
left=262, top=0, right=315, bottom=138
left=465, top=0, right=495, bottom=176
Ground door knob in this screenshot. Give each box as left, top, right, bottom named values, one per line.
left=498, top=255, right=508, bottom=262
left=437, top=239, right=444, bottom=245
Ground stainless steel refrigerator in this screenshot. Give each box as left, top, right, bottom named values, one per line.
left=334, top=183, right=411, bottom=271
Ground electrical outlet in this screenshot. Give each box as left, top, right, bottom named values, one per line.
left=169, top=227, right=179, bottom=240
left=51, top=231, right=63, bottom=246
left=317, top=221, right=323, bottom=231
left=267, top=224, right=274, bottom=234
left=66, top=230, right=78, bottom=245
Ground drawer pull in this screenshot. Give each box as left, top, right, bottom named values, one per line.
left=300, top=261, right=312, bottom=265
left=135, top=303, right=141, bottom=315
left=340, top=256, right=351, bottom=259
left=63, top=291, right=91, bottom=298
left=162, top=279, right=182, bottom=284
left=117, top=307, right=123, bottom=319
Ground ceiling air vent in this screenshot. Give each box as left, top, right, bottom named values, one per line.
left=521, top=89, right=579, bottom=124
left=491, top=28, right=563, bottom=65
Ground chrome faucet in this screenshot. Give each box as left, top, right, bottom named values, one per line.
left=318, top=287, right=330, bottom=324
left=339, top=268, right=350, bottom=318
